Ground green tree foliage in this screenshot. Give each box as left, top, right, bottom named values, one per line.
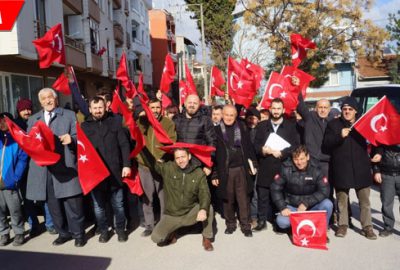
left=184, top=0, right=236, bottom=69
left=387, top=10, right=400, bottom=83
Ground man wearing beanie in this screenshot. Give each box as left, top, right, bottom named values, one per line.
left=14, top=99, right=33, bottom=131
left=323, top=96, right=377, bottom=240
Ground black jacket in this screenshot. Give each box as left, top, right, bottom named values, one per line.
left=323, top=117, right=372, bottom=189
left=372, top=145, right=400, bottom=174
left=254, top=119, right=300, bottom=187
left=271, top=159, right=330, bottom=211
left=81, top=112, right=131, bottom=188
left=212, top=121, right=258, bottom=199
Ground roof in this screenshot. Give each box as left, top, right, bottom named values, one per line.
left=356, top=55, right=396, bottom=80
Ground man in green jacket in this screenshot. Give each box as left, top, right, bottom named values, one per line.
left=151, top=148, right=214, bottom=251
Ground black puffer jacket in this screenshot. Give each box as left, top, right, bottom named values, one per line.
left=271, top=159, right=330, bottom=211
left=372, top=145, right=400, bottom=174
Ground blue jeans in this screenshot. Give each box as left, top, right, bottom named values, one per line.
left=276, top=198, right=333, bottom=229
left=91, top=187, right=126, bottom=233
left=27, top=201, right=54, bottom=230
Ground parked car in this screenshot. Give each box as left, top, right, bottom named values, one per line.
left=351, top=85, right=400, bottom=114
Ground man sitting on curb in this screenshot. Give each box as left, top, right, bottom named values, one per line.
left=151, top=148, right=214, bottom=251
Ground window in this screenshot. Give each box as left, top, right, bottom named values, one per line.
left=131, top=0, right=139, bottom=11
left=35, top=0, right=46, bottom=36
left=89, top=19, right=100, bottom=54
left=329, top=70, right=339, bottom=86
left=132, top=20, right=139, bottom=41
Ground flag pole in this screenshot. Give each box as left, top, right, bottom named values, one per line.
left=350, top=95, right=386, bottom=129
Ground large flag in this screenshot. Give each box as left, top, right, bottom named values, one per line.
left=123, top=165, right=144, bottom=196
left=116, top=52, right=130, bottom=86
left=240, top=58, right=265, bottom=90
left=161, top=93, right=172, bottom=110
left=52, top=72, right=71, bottom=95
left=184, top=64, right=198, bottom=95
left=76, top=124, right=110, bottom=195
left=32, top=23, right=66, bottom=68
left=159, top=54, right=175, bottom=93
left=353, top=96, right=400, bottom=146
left=290, top=33, right=317, bottom=68
left=290, top=210, right=328, bottom=250
left=5, top=118, right=60, bottom=166
left=210, top=66, right=225, bottom=97
left=281, top=66, right=315, bottom=98
left=259, top=72, right=300, bottom=113
left=179, top=80, right=189, bottom=105
left=159, top=142, right=216, bottom=168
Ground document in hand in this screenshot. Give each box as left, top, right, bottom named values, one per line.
left=264, top=133, right=291, bottom=151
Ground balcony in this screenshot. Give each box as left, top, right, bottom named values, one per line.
left=90, top=53, right=103, bottom=73
left=114, top=23, right=124, bottom=47
left=63, top=0, right=83, bottom=14
left=113, top=0, right=121, bottom=9
left=89, top=0, right=100, bottom=22
left=108, top=57, right=115, bottom=78
left=64, top=35, right=86, bottom=70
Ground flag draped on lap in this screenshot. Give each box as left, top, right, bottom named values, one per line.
left=5, top=118, right=60, bottom=166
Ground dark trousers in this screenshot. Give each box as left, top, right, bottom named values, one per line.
left=256, top=185, right=274, bottom=223
left=46, top=176, right=85, bottom=239
left=380, top=174, right=400, bottom=231
left=223, top=167, right=251, bottom=231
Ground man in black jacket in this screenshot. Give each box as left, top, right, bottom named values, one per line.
left=271, top=145, right=332, bottom=230
left=81, top=97, right=132, bottom=243
left=372, top=144, right=400, bottom=237
left=253, top=98, right=300, bottom=231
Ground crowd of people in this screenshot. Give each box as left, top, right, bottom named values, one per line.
left=0, top=73, right=399, bottom=252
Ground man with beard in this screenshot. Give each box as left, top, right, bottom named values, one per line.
left=253, top=98, right=300, bottom=232
left=173, top=95, right=216, bottom=176
left=137, top=98, right=176, bottom=237
left=211, top=105, right=223, bottom=126
left=81, top=97, right=132, bottom=243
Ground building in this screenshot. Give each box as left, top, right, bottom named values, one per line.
left=175, top=35, right=196, bottom=79
left=354, top=54, right=394, bottom=88
left=0, top=0, right=132, bottom=114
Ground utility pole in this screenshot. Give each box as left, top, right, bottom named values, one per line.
left=200, top=3, right=208, bottom=105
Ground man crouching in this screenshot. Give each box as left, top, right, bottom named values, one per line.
left=151, top=148, right=214, bottom=251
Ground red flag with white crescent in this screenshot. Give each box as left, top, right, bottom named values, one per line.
left=160, top=54, right=176, bottom=93
left=281, top=66, right=315, bottom=98
left=290, top=33, right=316, bottom=68
left=210, top=66, right=225, bottom=97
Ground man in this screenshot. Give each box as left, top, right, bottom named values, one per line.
left=151, top=148, right=214, bottom=251
left=323, top=97, right=377, bottom=240
left=271, top=145, right=333, bottom=232
left=253, top=98, right=300, bottom=231
left=81, top=97, right=132, bottom=243
left=371, top=144, right=400, bottom=237
left=0, top=113, right=28, bottom=246
left=14, top=98, right=33, bottom=131
left=211, top=105, right=223, bottom=126
left=174, top=94, right=216, bottom=176
left=137, top=98, right=176, bottom=237
left=212, top=105, right=257, bottom=237
left=26, top=88, right=86, bottom=247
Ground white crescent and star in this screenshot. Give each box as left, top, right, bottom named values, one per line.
left=35, top=132, right=43, bottom=142
left=296, top=219, right=317, bottom=237
left=79, top=155, right=88, bottom=163
left=51, top=34, right=63, bottom=53
left=292, top=45, right=299, bottom=59
left=77, top=140, right=86, bottom=151
left=370, top=113, right=388, bottom=133
left=268, top=83, right=283, bottom=99
left=17, top=130, right=31, bottom=137
left=230, top=72, right=239, bottom=92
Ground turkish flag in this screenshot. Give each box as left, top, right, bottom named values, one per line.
left=5, top=117, right=60, bottom=166
left=290, top=33, right=316, bottom=68
left=52, top=72, right=71, bottom=95
left=0, top=0, right=25, bottom=31
left=117, top=52, right=130, bottom=87
left=125, top=80, right=138, bottom=99
left=160, top=54, right=175, bottom=93
left=161, top=93, right=172, bottom=110
left=260, top=72, right=300, bottom=113
left=137, top=73, right=149, bottom=103
left=123, top=165, right=144, bottom=196
left=110, top=90, right=145, bottom=158
left=184, top=64, right=198, bottom=95
left=353, top=96, right=400, bottom=146
left=210, top=66, right=225, bottom=97
left=290, top=210, right=328, bottom=250
left=179, top=80, right=189, bottom=105
left=240, top=58, right=264, bottom=90
left=32, top=23, right=66, bottom=68
left=159, top=142, right=216, bottom=168
left=281, top=66, right=315, bottom=98
left=76, top=124, right=110, bottom=195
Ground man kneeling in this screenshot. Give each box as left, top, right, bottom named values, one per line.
left=271, top=145, right=333, bottom=233
left=151, top=148, right=214, bottom=251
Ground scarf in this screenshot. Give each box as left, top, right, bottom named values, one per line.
left=220, top=121, right=241, bottom=148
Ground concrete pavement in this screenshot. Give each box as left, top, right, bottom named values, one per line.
left=0, top=185, right=399, bottom=270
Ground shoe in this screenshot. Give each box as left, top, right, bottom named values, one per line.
left=224, top=227, right=236, bottom=234
left=99, top=231, right=110, bottom=243
left=157, top=233, right=177, bottom=247
left=46, top=226, right=58, bottom=235
left=252, top=220, right=267, bottom=232
left=52, top=236, right=72, bottom=246
left=242, top=229, right=253, bottom=237
left=335, top=225, right=348, bottom=238
left=361, top=226, right=377, bottom=240
left=29, top=228, right=41, bottom=238
left=0, top=234, right=10, bottom=246
left=379, top=229, right=393, bottom=237
left=12, top=234, right=24, bottom=246
left=74, top=238, right=86, bottom=247
left=117, top=231, right=128, bottom=242
left=202, top=237, right=214, bottom=251
left=251, top=219, right=258, bottom=229
left=349, top=218, right=355, bottom=229
left=141, top=229, right=153, bottom=237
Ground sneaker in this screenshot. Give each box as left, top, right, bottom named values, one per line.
left=379, top=229, right=393, bottom=237
left=242, top=229, right=253, bottom=237
left=224, top=227, right=236, bottom=234
left=12, top=234, right=24, bottom=246
left=0, top=234, right=10, bottom=246
left=141, top=229, right=152, bottom=237
left=361, top=226, right=377, bottom=240
left=99, top=231, right=111, bottom=243
left=117, top=231, right=128, bottom=242
left=335, top=225, right=348, bottom=238
left=252, top=220, right=267, bottom=232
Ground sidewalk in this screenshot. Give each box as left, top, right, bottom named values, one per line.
left=0, top=186, right=399, bottom=270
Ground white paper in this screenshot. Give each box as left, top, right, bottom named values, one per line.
left=264, top=133, right=291, bottom=151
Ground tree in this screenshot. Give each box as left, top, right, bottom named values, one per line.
left=184, top=0, right=236, bottom=69
left=386, top=10, right=400, bottom=83
left=240, top=0, right=389, bottom=87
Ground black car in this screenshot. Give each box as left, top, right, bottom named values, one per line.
left=350, top=85, right=400, bottom=114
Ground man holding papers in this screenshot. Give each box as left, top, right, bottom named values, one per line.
left=253, top=98, right=300, bottom=231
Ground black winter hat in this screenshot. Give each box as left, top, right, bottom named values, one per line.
left=341, top=96, right=359, bottom=111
